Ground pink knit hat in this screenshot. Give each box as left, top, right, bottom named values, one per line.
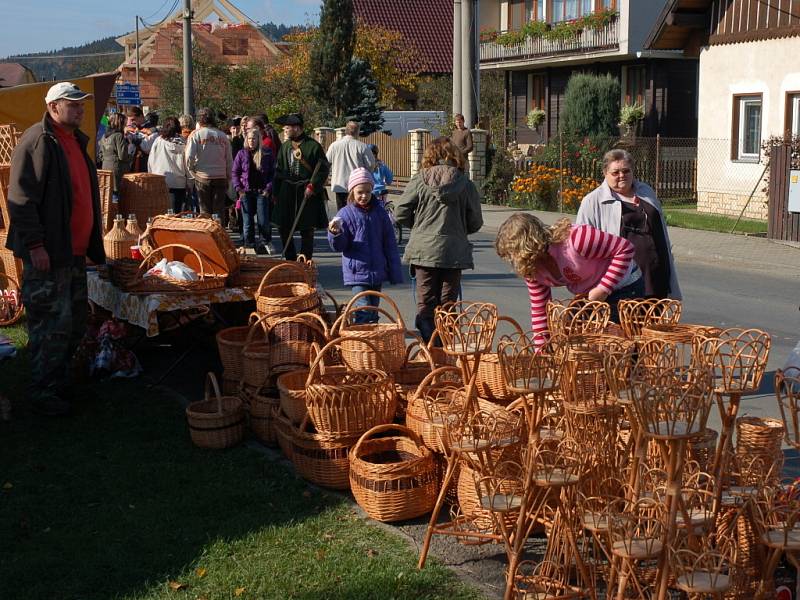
left=348, top=167, right=374, bottom=192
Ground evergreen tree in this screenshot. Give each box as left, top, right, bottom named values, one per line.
left=560, top=73, right=620, bottom=138
left=340, top=58, right=384, bottom=135
left=309, top=0, right=356, bottom=120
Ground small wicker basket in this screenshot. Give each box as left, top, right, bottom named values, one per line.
left=185, top=373, right=245, bottom=449
left=128, top=243, right=227, bottom=293
left=290, top=417, right=360, bottom=489
left=349, top=424, right=438, bottom=522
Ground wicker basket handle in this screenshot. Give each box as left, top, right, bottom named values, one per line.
left=404, top=331, right=435, bottom=371
left=341, top=289, right=406, bottom=330
left=305, top=336, right=386, bottom=386
left=254, top=262, right=311, bottom=297
left=322, top=290, right=341, bottom=319
left=350, top=423, right=427, bottom=460
left=204, top=372, right=224, bottom=415
left=265, top=314, right=328, bottom=343
left=416, top=365, right=462, bottom=391
left=135, top=243, right=208, bottom=281
left=247, top=311, right=261, bottom=325
left=291, top=311, right=330, bottom=339
left=244, top=312, right=275, bottom=346
left=340, top=304, right=402, bottom=328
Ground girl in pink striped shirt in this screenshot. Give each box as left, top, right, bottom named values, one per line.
left=495, top=214, right=642, bottom=335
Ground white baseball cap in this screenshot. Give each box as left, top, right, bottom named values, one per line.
left=45, top=82, right=93, bottom=104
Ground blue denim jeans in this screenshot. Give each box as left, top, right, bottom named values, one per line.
left=351, top=284, right=382, bottom=324
left=242, top=192, right=272, bottom=246
left=607, top=276, right=646, bottom=323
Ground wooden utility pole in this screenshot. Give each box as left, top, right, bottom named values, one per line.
left=183, top=0, right=194, bottom=116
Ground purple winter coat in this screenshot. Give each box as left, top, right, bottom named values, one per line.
left=232, top=147, right=275, bottom=194
left=328, top=198, right=404, bottom=287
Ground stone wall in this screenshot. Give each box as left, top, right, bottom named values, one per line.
left=697, top=191, right=769, bottom=221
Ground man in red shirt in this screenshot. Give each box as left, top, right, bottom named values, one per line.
left=5, top=82, right=105, bottom=416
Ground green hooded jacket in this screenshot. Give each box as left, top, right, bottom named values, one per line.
left=394, top=164, right=483, bottom=269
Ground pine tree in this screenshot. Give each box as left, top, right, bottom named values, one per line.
left=308, top=0, right=356, bottom=120
left=560, top=73, right=620, bottom=138
left=340, top=58, right=384, bottom=135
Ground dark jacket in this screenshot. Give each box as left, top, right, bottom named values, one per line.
left=272, top=133, right=330, bottom=231
left=231, top=147, right=275, bottom=194
left=98, top=130, right=132, bottom=192
left=394, top=164, right=482, bottom=269
left=328, top=198, right=403, bottom=287
left=5, top=113, right=105, bottom=267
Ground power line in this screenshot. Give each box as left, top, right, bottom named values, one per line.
left=140, top=0, right=180, bottom=29
left=6, top=51, right=125, bottom=60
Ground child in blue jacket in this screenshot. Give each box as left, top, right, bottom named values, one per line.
left=327, top=167, right=403, bottom=324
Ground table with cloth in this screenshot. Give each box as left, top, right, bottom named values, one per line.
left=87, top=270, right=253, bottom=337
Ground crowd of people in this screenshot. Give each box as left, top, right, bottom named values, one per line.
left=3, top=80, right=680, bottom=417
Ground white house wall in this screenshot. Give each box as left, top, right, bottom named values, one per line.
left=696, top=37, right=800, bottom=220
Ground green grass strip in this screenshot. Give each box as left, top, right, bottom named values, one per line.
left=663, top=207, right=767, bottom=235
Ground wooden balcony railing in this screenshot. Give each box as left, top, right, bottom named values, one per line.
left=480, top=18, right=619, bottom=63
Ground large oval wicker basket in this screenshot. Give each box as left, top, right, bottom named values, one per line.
left=304, top=338, right=396, bottom=438
left=349, top=424, right=438, bottom=522
left=334, top=290, right=407, bottom=373
left=185, top=373, right=245, bottom=449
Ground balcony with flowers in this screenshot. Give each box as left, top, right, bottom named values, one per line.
left=480, top=9, right=619, bottom=65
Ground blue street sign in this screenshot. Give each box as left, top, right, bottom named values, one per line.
left=116, top=92, right=141, bottom=99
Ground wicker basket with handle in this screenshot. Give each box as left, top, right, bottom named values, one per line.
left=404, top=366, right=465, bottom=454
left=333, top=290, right=407, bottom=373
left=349, top=424, right=438, bottom=522
left=255, top=272, right=320, bottom=319
left=231, top=252, right=316, bottom=289
left=0, top=272, right=23, bottom=326
left=240, top=383, right=279, bottom=447
left=239, top=313, right=277, bottom=390
left=472, top=315, right=525, bottom=404
left=216, top=313, right=260, bottom=382
left=119, top=172, right=170, bottom=228
left=290, top=416, right=360, bottom=489
left=128, top=244, right=227, bottom=293
left=185, top=373, right=245, bottom=449
left=267, top=312, right=329, bottom=376
left=304, top=337, right=396, bottom=438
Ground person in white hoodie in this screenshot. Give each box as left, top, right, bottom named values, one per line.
left=147, top=116, right=189, bottom=212
left=185, top=107, right=232, bottom=223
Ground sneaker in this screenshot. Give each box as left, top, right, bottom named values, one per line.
left=263, top=242, right=276, bottom=255
left=255, top=243, right=268, bottom=256
left=31, top=395, right=71, bottom=417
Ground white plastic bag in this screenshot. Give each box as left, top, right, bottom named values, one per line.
left=144, top=258, right=198, bottom=281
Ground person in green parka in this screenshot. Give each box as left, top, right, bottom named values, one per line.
left=272, top=113, right=330, bottom=260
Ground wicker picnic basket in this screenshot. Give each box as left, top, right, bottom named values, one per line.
left=240, top=383, right=279, bottom=447
left=128, top=244, right=227, bottom=293
left=96, top=169, right=115, bottom=233
left=304, top=337, right=396, bottom=437
left=103, top=215, right=137, bottom=261
left=290, top=416, right=360, bottom=489
left=277, top=368, right=310, bottom=426
left=0, top=272, right=23, bottom=326
left=142, top=213, right=240, bottom=277
left=185, top=373, right=245, bottom=449
left=119, top=172, right=170, bottom=227
left=349, top=424, right=438, bottom=522
left=334, top=290, right=407, bottom=373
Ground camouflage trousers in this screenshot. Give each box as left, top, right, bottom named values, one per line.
left=21, top=257, right=88, bottom=402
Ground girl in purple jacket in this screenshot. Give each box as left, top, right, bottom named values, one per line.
left=232, top=129, right=275, bottom=254
left=328, top=168, right=403, bottom=324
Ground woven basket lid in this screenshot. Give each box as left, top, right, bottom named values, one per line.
left=146, top=215, right=240, bottom=276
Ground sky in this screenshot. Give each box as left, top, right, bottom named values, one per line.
left=0, top=1, right=320, bottom=58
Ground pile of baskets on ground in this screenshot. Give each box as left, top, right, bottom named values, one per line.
left=196, top=290, right=800, bottom=600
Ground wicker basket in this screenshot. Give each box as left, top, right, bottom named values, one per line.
left=0, top=124, right=22, bottom=165
left=274, top=411, right=295, bottom=460
left=185, top=373, right=245, bottom=449
left=349, top=424, right=438, bottom=522
left=241, top=384, right=279, bottom=447
left=233, top=256, right=314, bottom=288
left=267, top=312, right=329, bottom=376
left=304, top=338, right=396, bottom=437
left=240, top=313, right=275, bottom=389
left=735, top=416, right=784, bottom=477
left=0, top=231, right=22, bottom=284
left=216, top=313, right=259, bottom=382
left=334, top=290, right=407, bottom=373
left=221, top=374, right=239, bottom=396
left=404, top=367, right=465, bottom=454
left=103, top=215, right=136, bottom=261
left=255, top=281, right=320, bottom=319
left=394, top=338, right=436, bottom=421
left=119, top=172, right=170, bottom=228
left=128, top=244, right=227, bottom=293
left=0, top=272, right=23, bottom=326
left=108, top=258, right=140, bottom=290
left=277, top=368, right=310, bottom=426
left=143, top=213, right=240, bottom=277
left=290, top=417, right=360, bottom=489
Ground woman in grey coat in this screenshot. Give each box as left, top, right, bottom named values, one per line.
left=394, top=137, right=483, bottom=342
left=97, top=112, right=131, bottom=200
left=577, top=148, right=681, bottom=300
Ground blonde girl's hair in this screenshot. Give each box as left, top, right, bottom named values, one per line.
left=245, top=129, right=262, bottom=169
left=495, top=214, right=572, bottom=279
left=421, top=136, right=467, bottom=171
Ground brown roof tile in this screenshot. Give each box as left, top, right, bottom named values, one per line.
left=353, top=0, right=453, bottom=74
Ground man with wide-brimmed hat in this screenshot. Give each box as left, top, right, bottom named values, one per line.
left=272, top=113, right=330, bottom=260
left=5, top=82, right=106, bottom=416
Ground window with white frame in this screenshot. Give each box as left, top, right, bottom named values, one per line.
left=733, top=95, right=762, bottom=161
left=790, top=94, right=800, bottom=136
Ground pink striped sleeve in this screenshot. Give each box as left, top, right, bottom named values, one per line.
left=525, top=278, right=552, bottom=336
left=570, top=224, right=634, bottom=295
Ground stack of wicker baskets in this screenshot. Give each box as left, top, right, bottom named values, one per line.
left=0, top=159, right=23, bottom=325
